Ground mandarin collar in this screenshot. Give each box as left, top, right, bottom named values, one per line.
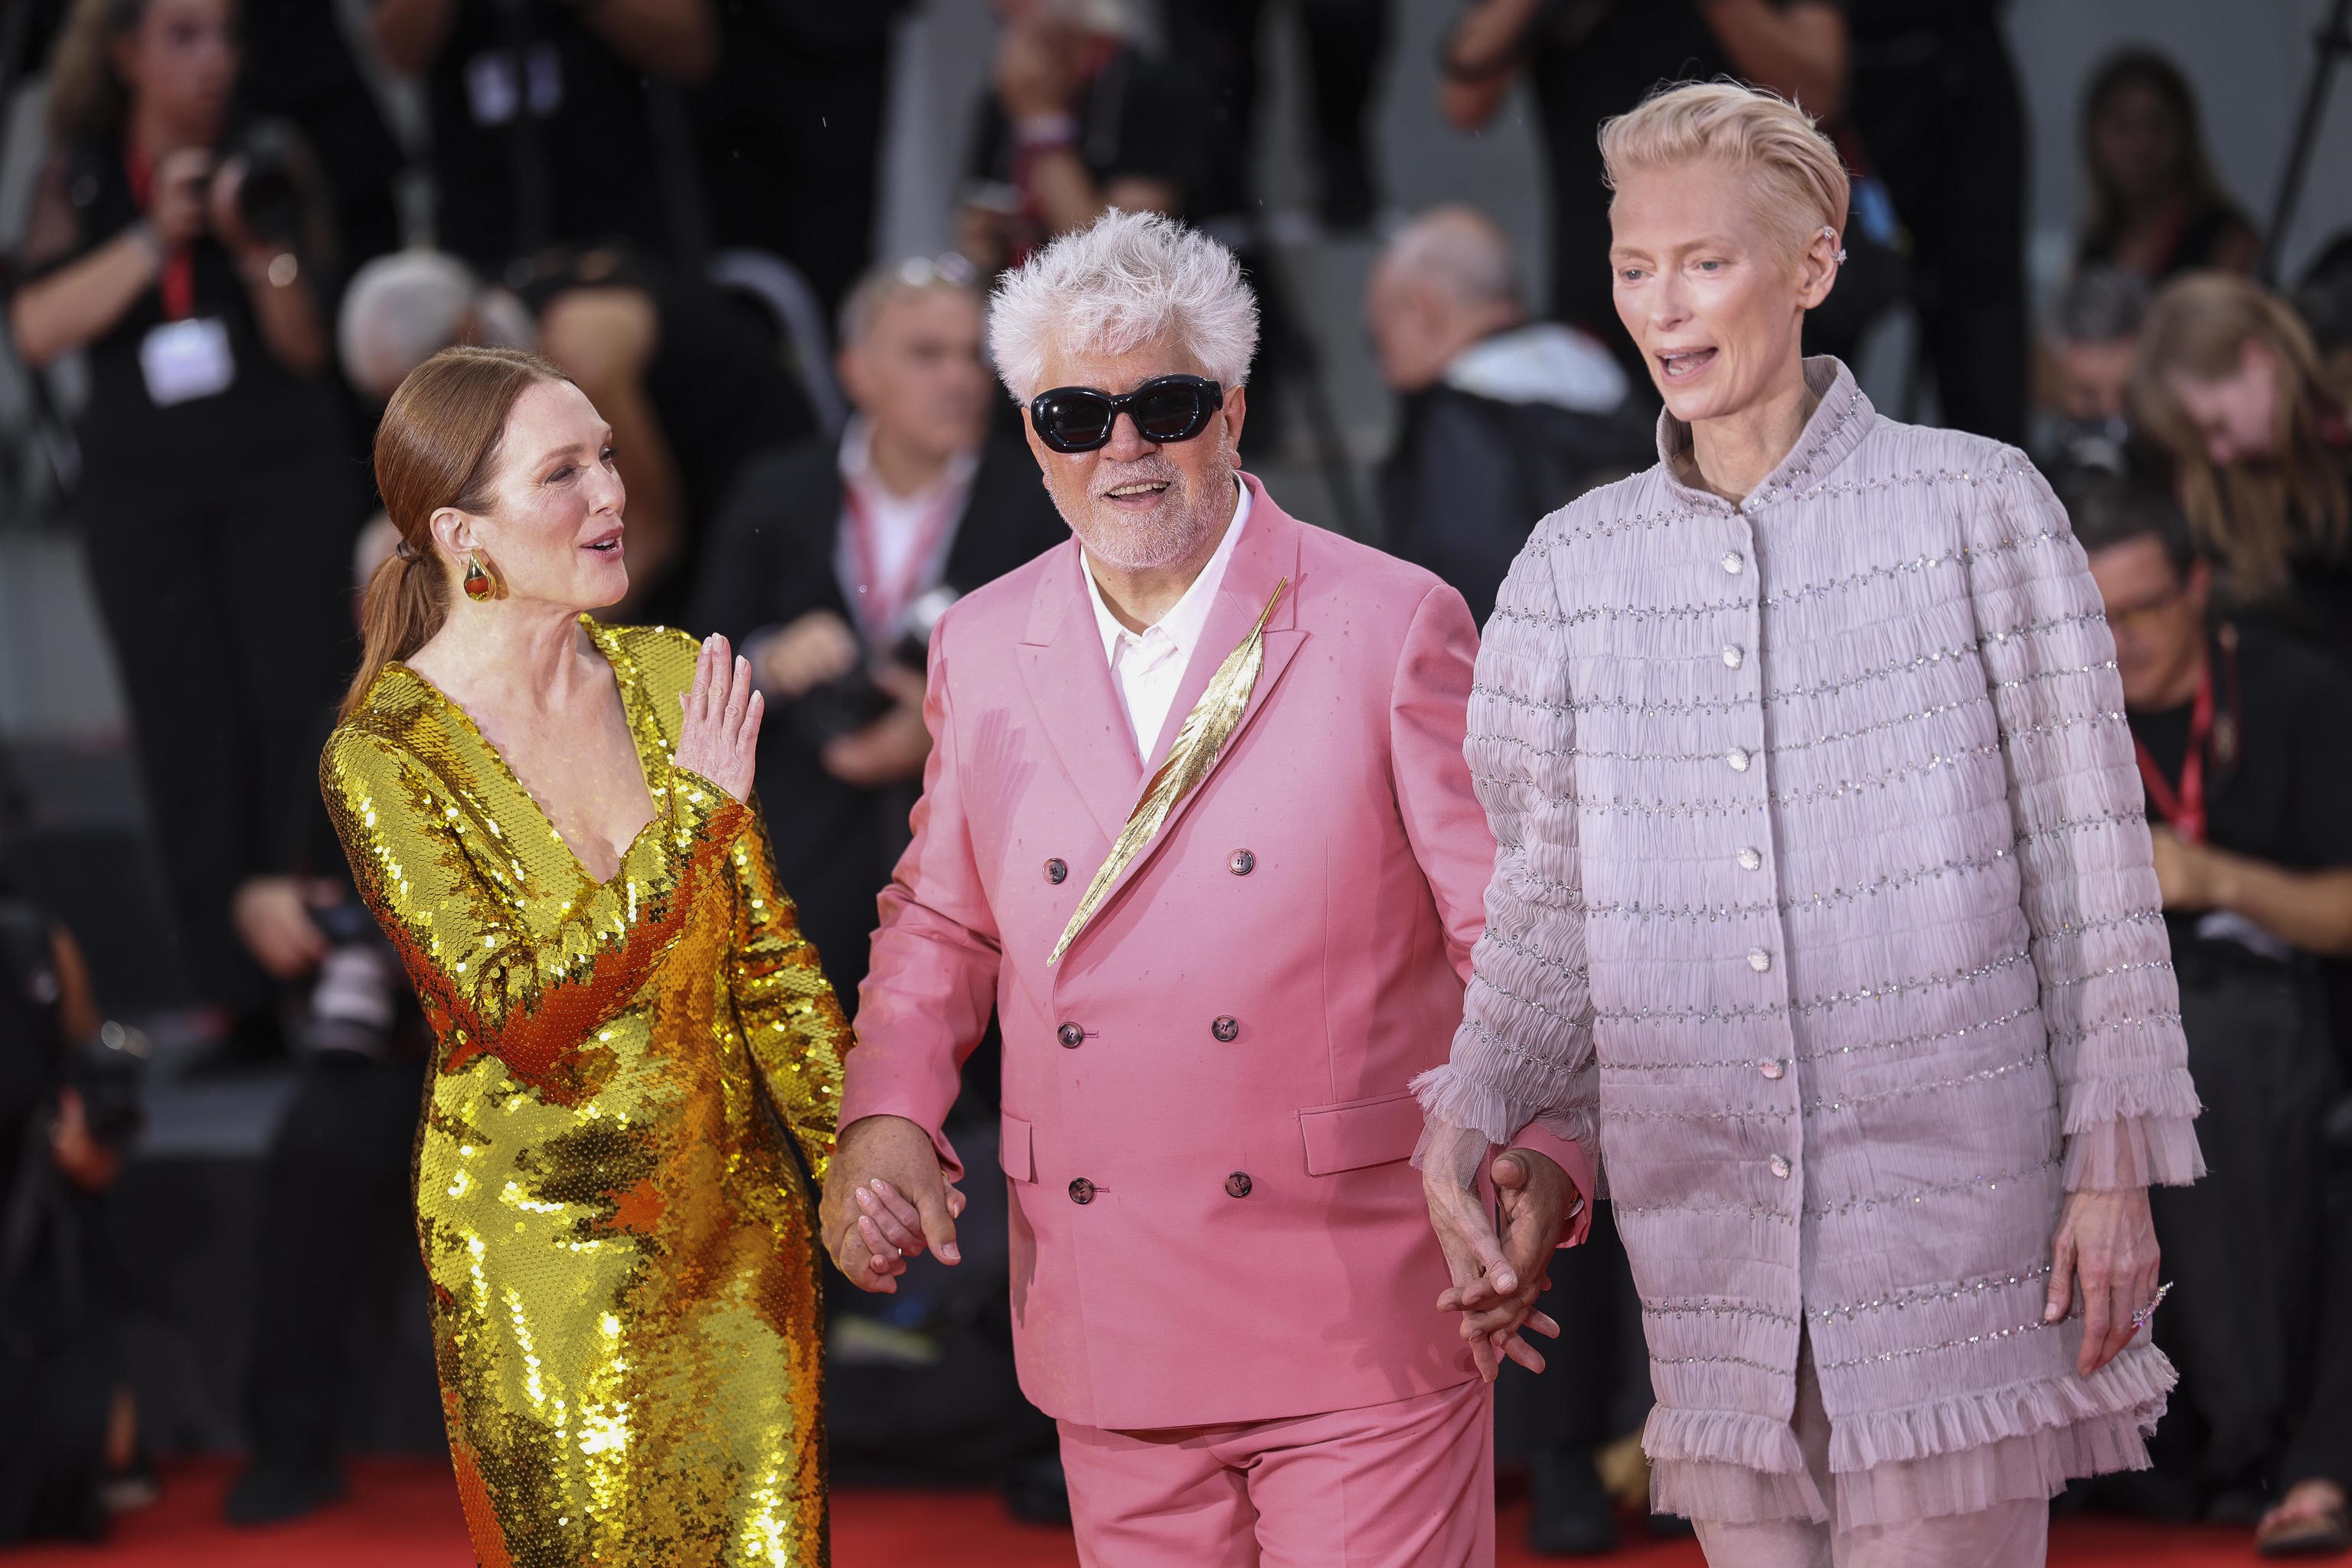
left=1655, top=355, right=1875, bottom=515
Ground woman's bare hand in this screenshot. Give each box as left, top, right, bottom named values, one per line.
left=2045, top=1187, right=2161, bottom=1377
left=674, top=633, right=762, bottom=802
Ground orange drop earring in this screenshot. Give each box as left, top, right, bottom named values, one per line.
left=463, top=550, right=498, bottom=603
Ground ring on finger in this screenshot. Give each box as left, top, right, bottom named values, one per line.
left=2128, top=1279, right=2173, bottom=1332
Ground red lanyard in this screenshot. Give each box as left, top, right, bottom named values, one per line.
left=2134, top=663, right=2213, bottom=844
left=122, top=149, right=196, bottom=321
left=841, top=479, right=960, bottom=644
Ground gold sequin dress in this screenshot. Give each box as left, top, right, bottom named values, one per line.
left=321, top=620, right=844, bottom=1567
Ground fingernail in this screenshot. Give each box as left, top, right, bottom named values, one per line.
left=940, top=1243, right=960, bottom=1263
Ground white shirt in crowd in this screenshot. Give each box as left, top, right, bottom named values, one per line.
left=834, top=415, right=978, bottom=640
left=1082, top=477, right=1251, bottom=757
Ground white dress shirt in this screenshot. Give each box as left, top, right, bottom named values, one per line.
left=834, top=416, right=979, bottom=640
left=1082, top=479, right=1251, bottom=757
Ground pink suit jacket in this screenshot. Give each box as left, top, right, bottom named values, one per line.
left=844, top=474, right=1591, bottom=1430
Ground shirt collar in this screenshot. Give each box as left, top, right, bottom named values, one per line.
left=838, top=413, right=979, bottom=499
left=1083, top=475, right=1251, bottom=663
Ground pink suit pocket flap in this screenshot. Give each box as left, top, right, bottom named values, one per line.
left=1000, top=1112, right=1034, bottom=1182
left=1298, top=1090, right=1424, bottom=1175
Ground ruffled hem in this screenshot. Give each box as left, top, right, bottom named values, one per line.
left=1648, top=1344, right=2175, bottom=1530
left=2063, top=1113, right=2207, bottom=1188
left=1652, top=1410, right=2160, bottom=1530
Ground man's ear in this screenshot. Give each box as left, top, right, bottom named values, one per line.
left=1222, top=382, right=1249, bottom=456
left=2185, top=557, right=2213, bottom=615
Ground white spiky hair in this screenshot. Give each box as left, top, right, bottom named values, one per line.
left=985, top=209, right=1260, bottom=403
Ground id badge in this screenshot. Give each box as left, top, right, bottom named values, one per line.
left=139, top=317, right=236, bottom=407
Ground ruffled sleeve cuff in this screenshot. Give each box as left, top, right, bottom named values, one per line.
left=2063, top=1113, right=2206, bottom=1190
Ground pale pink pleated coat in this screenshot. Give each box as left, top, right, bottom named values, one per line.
left=1413, top=358, right=2204, bottom=1529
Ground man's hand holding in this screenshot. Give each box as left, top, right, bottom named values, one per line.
left=821, top=662, right=933, bottom=787
left=820, top=1114, right=965, bottom=1294
left=1422, top=1121, right=1577, bottom=1381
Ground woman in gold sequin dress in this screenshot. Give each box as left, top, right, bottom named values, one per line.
left=320, top=346, right=844, bottom=1566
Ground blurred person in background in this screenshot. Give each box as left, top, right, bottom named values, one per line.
left=1367, top=204, right=1651, bottom=627
left=957, top=0, right=1206, bottom=277
left=365, top=0, right=713, bottom=276
left=322, top=347, right=844, bottom=1563
left=2076, top=470, right=2352, bottom=1558
left=1162, top=0, right=1390, bottom=234
left=2034, top=265, right=2149, bottom=479
left=2132, top=273, right=2352, bottom=662
left=0, top=851, right=149, bottom=1545
left=1436, top=0, right=1848, bottom=386
left=8, top=0, right=361, bottom=1060
left=1838, top=2, right=2029, bottom=444
left=339, top=246, right=813, bottom=621
left=2076, top=50, right=2258, bottom=286
left=220, top=519, right=434, bottom=1527
left=690, top=256, right=1065, bottom=1017
left=692, top=0, right=907, bottom=313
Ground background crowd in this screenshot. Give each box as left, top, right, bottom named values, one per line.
left=0, top=0, right=2347, bottom=1560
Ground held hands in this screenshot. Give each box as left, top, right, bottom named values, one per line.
left=1421, top=1119, right=1576, bottom=1382
left=2045, top=1187, right=2162, bottom=1377
left=674, top=633, right=763, bottom=803
left=819, top=1114, right=968, bottom=1294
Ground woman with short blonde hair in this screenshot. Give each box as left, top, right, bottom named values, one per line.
left=2131, top=272, right=2352, bottom=655
left=1418, top=80, right=2197, bottom=1567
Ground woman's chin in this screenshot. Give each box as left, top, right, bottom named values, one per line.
left=581, top=561, right=629, bottom=611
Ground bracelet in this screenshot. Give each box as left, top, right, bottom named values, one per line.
left=1013, top=113, right=1078, bottom=149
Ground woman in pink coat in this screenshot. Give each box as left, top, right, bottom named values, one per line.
left=1416, top=83, right=2203, bottom=1566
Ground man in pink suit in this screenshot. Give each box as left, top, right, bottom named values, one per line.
left=817, top=210, right=1592, bottom=1566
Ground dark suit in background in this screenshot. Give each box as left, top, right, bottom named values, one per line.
left=688, top=437, right=1067, bottom=1013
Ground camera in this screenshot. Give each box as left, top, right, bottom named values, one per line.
left=792, top=586, right=959, bottom=751
left=65, top=1021, right=149, bottom=1148
left=228, top=119, right=311, bottom=249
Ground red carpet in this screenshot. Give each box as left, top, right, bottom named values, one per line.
left=0, top=1458, right=2285, bottom=1566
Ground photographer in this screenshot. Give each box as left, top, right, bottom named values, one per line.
left=7, top=0, right=360, bottom=1055
left=689, top=256, right=1065, bottom=1014
left=221, top=519, right=433, bottom=1527
left=0, top=885, right=147, bottom=1544
left=2033, top=264, right=2148, bottom=479
left=2076, top=471, right=2352, bottom=1555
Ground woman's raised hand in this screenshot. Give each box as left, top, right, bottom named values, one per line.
left=675, top=634, right=763, bottom=804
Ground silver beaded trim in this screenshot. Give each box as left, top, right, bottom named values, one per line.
left=1594, top=946, right=2034, bottom=1027
left=1780, top=847, right=2014, bottom=914
left=1804, top=1052, right=2048, bottom=1114
left=1759, top=531, right=2059, bottom=610
left=1816, top=1312, right=2058, bottom=1370
left=1645, top=1297, right=1802, bottom=1326
left=1796, top=1002, right=2041, bottom=1064
left=1805, top=1155, right=2058, bottom=1217
left=1810, top=1263, right=2054, bottom=1323
left=1650, top=1351, right=1788, bottom=1376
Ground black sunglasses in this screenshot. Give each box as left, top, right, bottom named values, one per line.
left=1028, top=374, right=1224, bottom=454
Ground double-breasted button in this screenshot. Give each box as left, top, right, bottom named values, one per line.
left=1769, top=1155, right=1792, bottom=1180
left=1057, top=1022, right=1085, bottom=1049
left=1211, top=1015, right=1240, bottom=1043
left=1726, top=747, right=1752, bottom=773
left=1747, top=949, right=1772, bottom=973
left=1759, top=1059, right=1785, bottom=1080
left=1045, top=858, right=1068, bottom=884
left=1068, top=1178, right=1096, bottom=1204
left=1720, top=552, right=1744, bottom=575
left=1229, top=849, right=1256, bottom=876
left=1225, top=1171, right=1253, bottom=1199
left=1736, top=847, right=1763, bottom=872
left=1721, top=645, right=1745, bottom=669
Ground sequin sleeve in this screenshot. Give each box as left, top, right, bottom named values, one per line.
left=320, top=725, right=747, bottom=1085
left=1411, top=524, right=1602, bottom=1168
left=726, top=799, right=848, bottom=1184
left=1971, top=456, right=2203, bottom=1190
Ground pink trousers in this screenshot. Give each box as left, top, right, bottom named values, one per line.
left=1690, top=1344, right=2050, bottom=1568
left=1057, top=1380, right=1496, bottom=1567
